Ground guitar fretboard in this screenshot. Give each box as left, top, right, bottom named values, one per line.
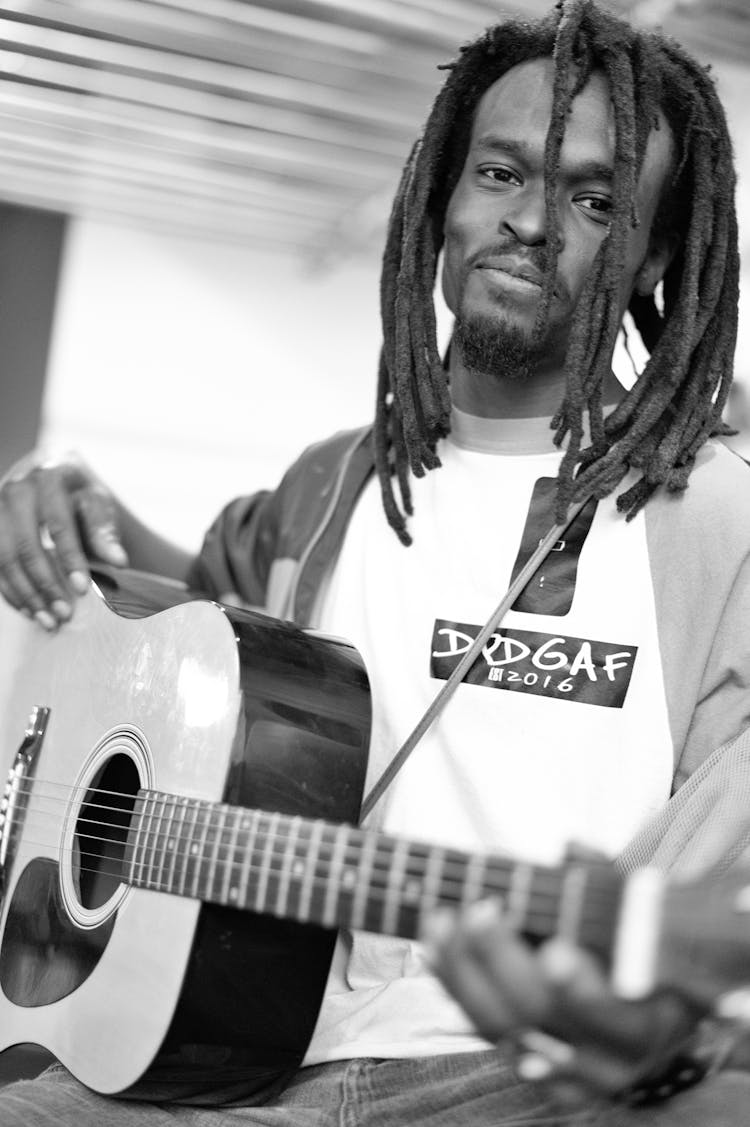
left=123, top=789, right=622, bottom=954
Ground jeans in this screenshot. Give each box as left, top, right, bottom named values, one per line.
left=1, top=1049, right=749, bottom=1126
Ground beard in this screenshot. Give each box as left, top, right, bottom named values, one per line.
left=452, top=311, right=545, bottom=382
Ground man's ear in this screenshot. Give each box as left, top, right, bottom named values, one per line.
left=633, top=230, right=680, bottom=296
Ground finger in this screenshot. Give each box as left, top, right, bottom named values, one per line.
left=423, top=900, right=553, bottom=1032
left=36, top=468, right=92, bottom=593
left=422, top=905, right=519, bottom=1039
left=514, top=1027, right=663, bottom=1103
left=74, top=485, right=128, bottom=567
left=452, top=899, right=552, bottom=1026
left=538, top=940, right=699, bottom=1061
left=516, top=1029, right=576, bottom=1082
left=0, top=551, right=61, bottom=630
left=0, top=562, right=32, bottom=618
left=0, top=481, right=73, bottom=622
left=522, top=1038, right=659, bottom=1102
left=538, top=939, right=645, bottom=1053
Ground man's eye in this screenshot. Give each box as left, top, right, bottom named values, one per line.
left=480, top=167, right=520, bottom=185
left=577, top=195, right=613, bottom=220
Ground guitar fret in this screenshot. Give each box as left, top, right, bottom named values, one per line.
left=308, top=824, right=336, bottom=923
left=178, top=799, right=202, bottom=897
left=154, top=793, right=176, bottom=892
left=133, top=792, right=151, bottom=885
left=147, top=794, right=163, bottom=888
left=298, top=819, right=325, bottom=922
left=222, top=806, right=243, bottom=905
left=322, top=823, right=350, bottom=928
left=557, top=865, right=588, bottom=945
left=141, top=792, right=159, bottom=888
left=382, top=836, right=410, bottom=935
left=127, top=793, right=148, bottom=886
left=505, top=862, right=534, bottom=930
left=350, top=829, right=377, bottom=930
left=283, top=821, right=309, bottom=918
left=254, top=811, right=281, bottom=913
left=165, top=796, right=188, bottom=894
left=205, top=805, right=228, bottom=902
left=190, top=802, right=212, bottom=900
left=463, top=852, right=487, bottom=908
left=236, top=809, right=261, bottom=909
left=420, top=845, right=446, bottom=914
left=275, top=815, right=302, bottom=917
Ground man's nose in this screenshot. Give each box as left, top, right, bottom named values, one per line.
left=500, top=189, right=549, bottom=247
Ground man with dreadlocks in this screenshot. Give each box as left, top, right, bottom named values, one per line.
left=1, top=1, right=750, bottom=1124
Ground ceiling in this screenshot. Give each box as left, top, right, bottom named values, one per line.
left=0, top=0, right=746, bottom=262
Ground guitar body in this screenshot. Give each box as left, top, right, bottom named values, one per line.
left=0, top=569, right=371, bottom=1100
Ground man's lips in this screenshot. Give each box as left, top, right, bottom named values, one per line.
left=475, top=255, right=545, bottom=288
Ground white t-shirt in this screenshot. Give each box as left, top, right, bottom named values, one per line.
left=303, top=408, right=673, bottom=1063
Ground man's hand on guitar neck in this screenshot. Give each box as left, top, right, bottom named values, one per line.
left=0, top=452, right=130, bottom=630
left=422, top=897, right=705, bottom=1103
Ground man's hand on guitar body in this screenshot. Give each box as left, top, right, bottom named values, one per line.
left=0, top=452, right=129, bottom=630
left=423, top=898, right=705, bottom=1105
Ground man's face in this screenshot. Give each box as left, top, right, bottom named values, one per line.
left=441, top=57, right=676, bottom=374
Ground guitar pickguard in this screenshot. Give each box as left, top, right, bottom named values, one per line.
left=0, top=857, right=115, bottom=1006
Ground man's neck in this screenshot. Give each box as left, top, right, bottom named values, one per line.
left=448, top=355, right=624, bottom=419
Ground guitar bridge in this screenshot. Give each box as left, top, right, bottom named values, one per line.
left=0, top=705, right=50, bottom=893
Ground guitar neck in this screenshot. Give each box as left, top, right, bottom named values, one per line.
left=123, top=789, right=622, bottom=956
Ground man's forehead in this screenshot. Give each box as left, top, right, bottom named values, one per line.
left=471, top=58, right=615, bottom=154
left=468, top=55, right=674, bottom=198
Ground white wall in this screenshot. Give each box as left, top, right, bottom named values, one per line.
left=39, top=220, right=389, bottom=551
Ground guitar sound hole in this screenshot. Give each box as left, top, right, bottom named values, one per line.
left=74, top=753, right=139, bottom=910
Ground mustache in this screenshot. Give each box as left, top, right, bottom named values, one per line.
left=466, top=241, right=570, bottom=303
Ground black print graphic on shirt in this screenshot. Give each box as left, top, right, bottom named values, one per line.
left=510, top=478, right=598, bottom=616
left=431, top=620, right=637, bottom=708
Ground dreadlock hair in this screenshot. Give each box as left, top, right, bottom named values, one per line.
left=374, top=0, right=739, bottom=544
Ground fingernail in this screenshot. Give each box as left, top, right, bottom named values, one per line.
left=420, top=907, right=455, bottom=947
left=104, top=543, right=128, bottom=566
left=465, top=897, right=503, bottom=929
left=520, top=1030, right=575, bottom=1066
left=51, top=599, right=71, bottom=621
left=35, top=610, right=57, bottom=631
left=717, top=988, right=750, bottom=1022
left=69, top=571, right=89, bottom=595
left=517, top=1053, right=553, bottom=1081
left=540, top=940, right=581, bottom=984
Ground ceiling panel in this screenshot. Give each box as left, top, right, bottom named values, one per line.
left=0, top=0, right=745, bottom=260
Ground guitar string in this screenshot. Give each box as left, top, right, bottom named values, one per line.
left=8, top=801, right=623, bottom=942
left=0, top=784, right=695, bottom=952
left=1, top=769, right=638, bottom=906
left=9, top=804, right=622, bottom=911
left=6, top=779, right=622, bottom=904
left=16, top=815, right=618, bottom=901
left=8, top=839, right=618, bottom=947
left=6, top=783, right=622, bottom=908
left=10, top=844, right=621, bottom=947
left=1, top=781, right=629, bottom=901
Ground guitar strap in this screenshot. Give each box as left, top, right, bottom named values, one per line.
left=358, top=496, right=592, bottom=822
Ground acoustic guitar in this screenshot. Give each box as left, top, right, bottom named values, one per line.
left=0, top=569, right=747, bottom=1101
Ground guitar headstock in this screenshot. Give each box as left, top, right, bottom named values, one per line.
left=654, top=868, right=750, bottom=1007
